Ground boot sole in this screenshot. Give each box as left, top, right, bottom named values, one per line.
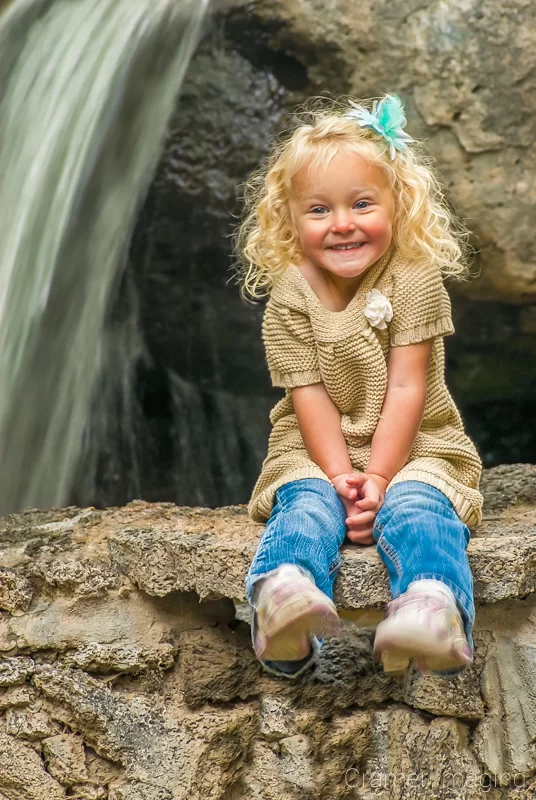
left=256, top=597, right=340, bottom=661
left=374, top=633, right=471, bottom=674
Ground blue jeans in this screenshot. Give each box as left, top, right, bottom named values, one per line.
left=245, top=478, right=474, bottom=678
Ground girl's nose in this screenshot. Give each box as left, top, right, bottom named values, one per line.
left=331, top=213, right=356, bottom=234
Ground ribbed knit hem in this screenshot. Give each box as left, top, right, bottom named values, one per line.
left=248, top=466, right=330, bottom=522
left=269, top=369, right=322, bottom=389
left=388, top=469, right=482, bottom=527
left=390, top=315, right=454, bottom=347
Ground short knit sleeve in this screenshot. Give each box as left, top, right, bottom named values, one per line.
left=262, top=300, right=321, bottom=389
left=389, top=260, right=454, bottom=347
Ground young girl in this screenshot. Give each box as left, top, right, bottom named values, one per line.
left=236, top=95, right=483, bottom=679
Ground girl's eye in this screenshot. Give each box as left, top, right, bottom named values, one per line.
left=310, top=206, right=327, bottom=214
left=354, top=200, right=370, bottom=210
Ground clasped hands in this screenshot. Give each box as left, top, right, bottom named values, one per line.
left=331, top=472, right=389, bottom=545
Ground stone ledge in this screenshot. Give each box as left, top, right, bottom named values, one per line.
left=103, top=463, right=536, bottom=607
left=0, top=464, right=535, bottom=612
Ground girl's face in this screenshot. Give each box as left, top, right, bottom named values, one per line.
left=290, top=151, right=395, bottom=291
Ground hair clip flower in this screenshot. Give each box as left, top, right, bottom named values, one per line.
left=346, top=94, right=414, bottom=160
left=364, top=289, right=393, bottom=330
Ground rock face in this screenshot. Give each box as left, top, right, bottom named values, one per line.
left=220, top=0, right=536, bottom=300
left=0, top=464, right=536, bottom=797
left=78, top=0, right=536, bottom=510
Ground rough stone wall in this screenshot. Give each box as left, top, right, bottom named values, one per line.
left=1, top=464, right=536, bottom=797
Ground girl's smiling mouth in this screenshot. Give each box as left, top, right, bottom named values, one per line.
left=329, top=242, right=366, bottom=250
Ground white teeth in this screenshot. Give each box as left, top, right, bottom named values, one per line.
left=331, top=243, right=364, bottom=250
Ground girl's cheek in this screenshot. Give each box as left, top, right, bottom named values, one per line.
left=363, top=215, right=393, bottom=241
left=302, top=225, right=325, bottom=249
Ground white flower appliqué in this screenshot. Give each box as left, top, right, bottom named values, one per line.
left=364, top=289, right=393, bottom=330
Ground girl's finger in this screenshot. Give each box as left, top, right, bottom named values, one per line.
left=346, top=527, right=374, bottom=544
left=346, top=510, right=376, bottom=525
left=363, top=480, right=380, bottom=505
left=354, top=497, right=377, bottom=511
left=346, top=474, right=366, bottom=486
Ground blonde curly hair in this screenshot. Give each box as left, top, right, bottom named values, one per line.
left=235, top=97, right=470, bottom=299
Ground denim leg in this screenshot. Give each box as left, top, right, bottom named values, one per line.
left=245, top=478, right=347, bottom=678
left=373, top=480, right=475, bottom=649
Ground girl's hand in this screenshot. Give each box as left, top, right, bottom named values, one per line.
left=331, top=472, right=361, bottom=519
left=331, top=472, right=384, bottom=545
left=340, top=472, right=389, bottom=544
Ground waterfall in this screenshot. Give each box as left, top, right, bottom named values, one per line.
left=0, top=0, right=208, bottom=514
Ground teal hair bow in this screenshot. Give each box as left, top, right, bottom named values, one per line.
left=346, top=94, right=414, bottom=159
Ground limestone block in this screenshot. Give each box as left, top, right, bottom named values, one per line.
left=299, top=709, right=372, bottom=798
left=101, top=473, right=536, bottom=608
left=361, top=708, right=491, bottom=800
left=0, top=507, right=103, bottom=569
left=0, top=685, right=33, bottom=709
left=85, top=747, right=123, bottom=784
left=0, top=567, right=33, bottom=613
left=470, top=535, right=536, bottom=602
left=30, top=556, right=120, bottom=597
left=473, top=633, right=536, bottom=784
left=0, top=470, right=534, bottom=617
left=34, top=665, right=257, bottom=798
left=241, top=737, right=316, bottom=798
left=109, top=784, right=172, bottom=800
left=402, top=647, right=485, bottom=721
left=108, top=506, right=256, bottom=601
left=63, top=642, right=176, bottom=674
left=5, top=707, right=60, bottom=741
left=178, top=622, right=260, bottom=706
left=258, top=695, right=296, bottom=741
left=69, top=785, right=107, bottom=800
left=0, top=657, right=34, bottom=686
left=42, top=734, right=89, bottom=786
left=0, top=467, right=531, bottom=794
left=0, top=731, right=65, bottom=799
left=0, top=590, right=226, bottom=664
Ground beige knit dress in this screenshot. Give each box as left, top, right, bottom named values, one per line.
left=248, top=250, right=483, bottom=527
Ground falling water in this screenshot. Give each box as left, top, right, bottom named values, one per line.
left=0, top=0, right=208, bottom=514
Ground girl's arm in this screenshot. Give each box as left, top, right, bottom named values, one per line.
left=292, top=384, right=369, bottom=528
left=345, top=339, right=433, bottom=540
left=292, top=383, right=352, bottom=479
left=366, top=339, right=433, bottom=483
